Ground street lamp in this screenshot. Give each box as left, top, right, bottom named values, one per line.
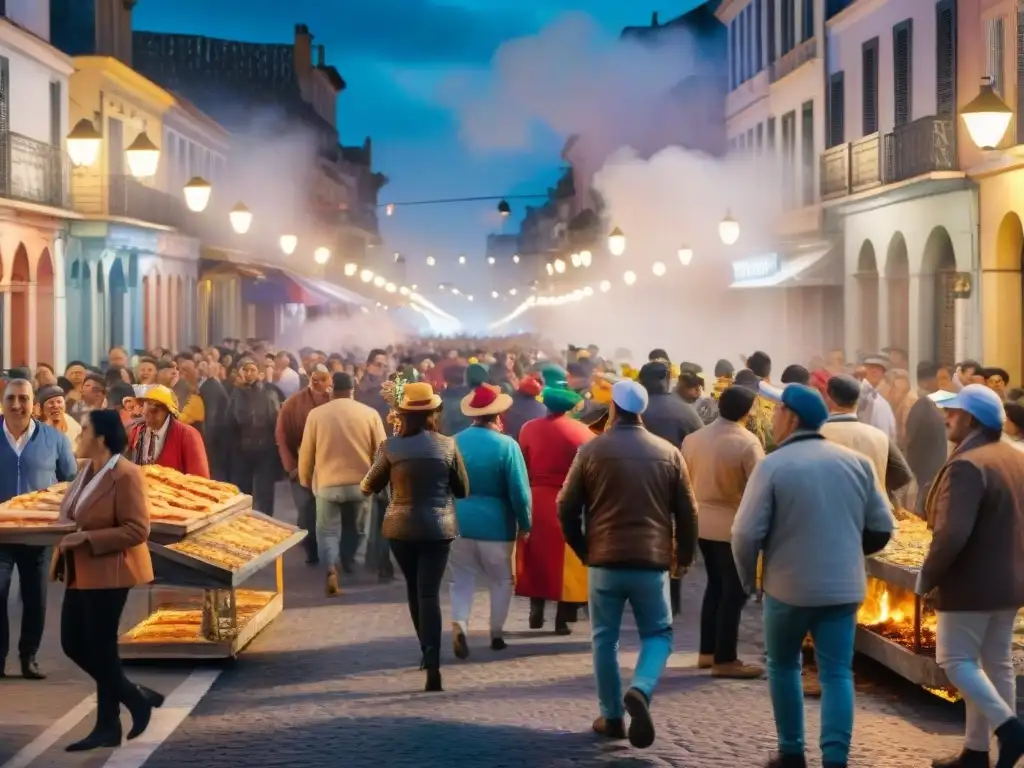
left=125, top=131, right=160, bottom=178
left=360, top=269, right=374, bottom=283
left=961, top=76, right=1013, bottom=150
left=623, top=270, right=637, bottom=286
left=314, top=247, right=330, bottom=265
left=580, top=250, right=592, bottom=267
left=497, top=199, right=511, bottom=217
left=183, top=177, right=212, bottom=212
left=66, top=118, right=102, bottom=167
left=344, top=262, right=358, bottom=277
left=554, top=258, right=566, bottom=274
left=608, top=227, right=626, bottom=256
left=652, top=261, right=666, bottom=277
left=229, top=202, right=253, bottom=234
left=678, top=246, right=694, bottom=266
left=719, top=210, right=740, bottom=245
left=279, top=235, right=298, bottom=255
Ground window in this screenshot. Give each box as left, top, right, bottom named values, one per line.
left=893, top=20, right=913, bottom=127
left=730, top=19, right=738, bottom=89
left=828, top=72, right=845, bottom=147
left=739, top=9, right=747, bottom=82
left=781, top=110, right=796, bottom=208
left=801, top=100, right=815, bottom=205
left=862, top=37, right=879, bottom=134
left=166, top=131, right=178, bottom=187
left=986, top=16, right=1005, bottom=97
left=746, top=5, right=755, bottom=76
left=802, top=0, right=814, bottom=41
left=757, top=122, right=764, bottom=151
left=935, top=0, right=956, bottom=122
left=767, top=0, right=776, bottom=63
left=767, top=116, right=776, bottom=150
left=49, top=81, right=61, bottom=147
left=755, top=0, right=763, bottom=71
left=782, top=0, right=795, bottom=53
left=747, top=127, right=754, bottom=151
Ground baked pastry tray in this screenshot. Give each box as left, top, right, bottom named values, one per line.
left=0, top=507, right=75, bottom=545
left=148, top=493, right=253, bottom=543
left=148, top=510, right=306, bottom=589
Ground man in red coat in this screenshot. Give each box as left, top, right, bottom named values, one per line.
left=129, top=384, right=210, bottom=478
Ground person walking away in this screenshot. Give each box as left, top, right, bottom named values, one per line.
left=559, top=380, right=697, bottom=749
left=732, top=382, right=894, bottom=768
left=36, top=385, right=81, bottom=453
left=0, top=379, right=77, bottom=679
left=676, top=370, right=719, bottom=426
left=194, top=359, right=231, bottom=481
left=922, top=385, right=1024, bottom=768
left=450, top=384, right=531, bottom=657
left=56, top=410, right=161, bottom=751
left=734, top=369, right=776, bottom=452
left=905, top=362, right=956, bottom=515
left=857, top=355, right=897, bottom=439
left=277, top=364, right=332, bottom=564
left=360, top=382, right=468, bottom=691
left=503, top=375, right=546, bottom=442
left=681, top=385, right=765, bottom=679
left=441, top=363, right=488, bottom=436
left=356, top=349, right=396, bottom=579
left=887, top=368, right=918, bottom=449
left=129, top=385, right=209, bottom=478
left=227, top=358, right=282, bottom=515
left=300, top=373, right=386, bottom=596
left=639, top=362, right=704, bottom=445
left=516, top=366, right=594, bottom=634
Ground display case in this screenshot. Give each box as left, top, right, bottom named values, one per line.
left=119, top=508, right=306, bottom=660
left=147, top=493, right=252, bottom=543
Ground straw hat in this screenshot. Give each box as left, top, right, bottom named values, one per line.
left=135, top=384, right=180, bottom=418
left=461, top=384, right=512, bottom=417
left=397, top=381, right=442, bottom=411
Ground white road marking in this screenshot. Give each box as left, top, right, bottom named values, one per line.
left=102, top=669, right=222, bottom=768
left=0, top=695, right=96, bottom=768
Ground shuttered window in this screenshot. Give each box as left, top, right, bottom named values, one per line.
left=730, top=20, right=737, bottom=89
left=1016, top=4, right=1024, bottom=143
left=893, top=20, right=913, bottom=127
left=828, top=72, right=845, bottom=147
left=935, top=1, right=956, bottom=120
left=862, top=37, right=879, bottom=134
left=755, top=0, right=763, bottom=71
left=767, top=116, right=776, bottom=150
left=757, top=122, right=764, bottom=151
left=782, top=0, right=795, bottom=53
left=986, top=16, right=1006, bottom=97
left=740, top=8, right=747, bottom=82
left=802, top=101, right=815, bottom=205
left=802, top=0, right=814, bottom=42
left=49, top=81, right=61, bottom=147
left=767, top=0, right=776, bottom=63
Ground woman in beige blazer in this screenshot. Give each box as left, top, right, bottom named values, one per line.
left=54, top=409, right=161, bottom=752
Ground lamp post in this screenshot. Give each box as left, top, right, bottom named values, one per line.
left=961, top=76, right=1013, bottom=150
left=183, top=177, right=212, bottom=212
left=719, top=210, right=740, bottom=245
left=66, top=119, right=102, bottom=167
left=229, top=202, right=253, bottom=234
left=125, top=131, right=160, bottom=178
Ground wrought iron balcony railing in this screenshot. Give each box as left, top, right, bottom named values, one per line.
left=819, top=133, right=883, bottom=199
left=0, top=131, right=69, bottom=208
left=883, top=116, right=957, bottom=184
left=770, top=38, right=817, bottom=83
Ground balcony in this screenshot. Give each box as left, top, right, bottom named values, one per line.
left=819, top=133, right=883, bottom=200
left=883, top=116, right=956, bottom=183
left=770, top=38, right=817, bottom=83
left=107, top=175, right=187, bottom=229
left=0, top=131, right=69, bottom=209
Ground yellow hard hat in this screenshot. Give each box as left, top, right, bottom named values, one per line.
left=135, top=384, right=180, bottom=418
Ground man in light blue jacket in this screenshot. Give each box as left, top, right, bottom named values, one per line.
left=732, top=382, right=894, bottom=768
left=450, top=385, right=531, bottom=658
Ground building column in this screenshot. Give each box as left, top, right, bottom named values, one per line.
left=876, top=279, right=890, bottom=355
left=908, top=273, right=930, bottom=387
left=53, top=238, right=67, bottom=373
left=26, top=282, right=37, bottom=370
left=2, top=288, right=11, bottom=370
left=843, top=274, right=859, bottom=361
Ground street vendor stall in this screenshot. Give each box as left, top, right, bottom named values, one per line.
left=0, top=466, right=306, bottom=661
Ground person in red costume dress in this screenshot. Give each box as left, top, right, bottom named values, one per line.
left=128, top=385, right=209, bottom=478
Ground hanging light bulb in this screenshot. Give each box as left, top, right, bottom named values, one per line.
left=467, top=295, right=474, bottom=301
left=599, top=280, right=611, bottom=293
left=623, top=270, right=637, bottom=286
left=652, top=261, right=666, bottom=277
left=678, top=246, right=694, bottom=266
left=512, top=254, right=520, bottom=264
left=719, top=210, right=740, bottom=245
left=570, top=252, right=582, bottom=268
left=399, top=286, right=410, bottom=296
left=961, top=76, right=1014, bottom=149
left=229, top=202, right=253, bottom=234
left=580, top=250, right=593, bottom=268
left=487, top=256, right=496, bottom=265
left=509, top=288, right=518, bottom=296
left=546, top=262, right=554, bottom=276
left=66, top=118, right=102, bottom=167
left=583, top=286, right=594, bottom=296
left=314, top=247, right=330, bottom=265
left=385, top=203, right=395, bottom=216
left=554, top=258, right=566, bottom=274
left=608, top=226, right=626, bottom=256
left=279, top=234, right=298, bottom=255
left=360, top=269, right=374, bottom=283
left=125, top=131, right=160, bottom=178
left=452, top=287, right=460, bottom=295
left=183, top=177, right=212, bottom=212
left=426, top=255, right=436, bottom=266
left=373, top=275, right=386, bottom=287
left=458, top=255, right=467, bottom=264
left=344, top=262, right=358, bottom=277
left=411, top=284, right=418, bottom=290
left=491, top=290, right=499, bottom=298
left=385, top=282, right=397, bottom=293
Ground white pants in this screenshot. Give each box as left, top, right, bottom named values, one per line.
left=936, top=609, right=1018, bottom=751
left=449, top=539, right=514, bottom=639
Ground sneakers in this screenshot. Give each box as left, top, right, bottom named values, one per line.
left=931, top=751, right=989, bottom=768
left=623, top=687, right=655, bottom=749
left=711, top=660, right=765, bottom=679
left=592, top=716, right=626, bottom=740
left=452, top=624, right=469, bottom=660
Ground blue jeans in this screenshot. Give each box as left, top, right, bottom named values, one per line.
left=589, top=567, right=673, bottom=719
left=763, top=595, right=857, bottom=764
left=315, top=497, right=369, bottom=569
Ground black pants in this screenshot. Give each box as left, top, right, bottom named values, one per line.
left=232, top=449, right=278, bottom=517
left=0, top=544, right=48, bottom=663
left=288, top=480, right=318, bottom=560
left=390, top=539, right=452, bottom=670
left=61, top=587, right=147, bottom=728
left=698, top=538, right=748, bottom=664
left=529, top=598, right=575, bottom=627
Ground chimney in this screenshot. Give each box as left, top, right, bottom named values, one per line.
left=317, top=44, right=325, bottom=66
left=651, top=11, right=659, bottom=26
left=294, top=23, right=313, bottom=73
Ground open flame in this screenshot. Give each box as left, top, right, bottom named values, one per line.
left=858, top=577, right=937, bottom=649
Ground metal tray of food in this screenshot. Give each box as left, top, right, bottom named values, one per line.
left=865, top=556, right=920, bottom=594
left=0, top=519, right=76, bottom=546
left=855, top=625, right=949, bottom=689
left=148, top=511, right=306, bottom=588
left=148, top=493, right=253, bottom=543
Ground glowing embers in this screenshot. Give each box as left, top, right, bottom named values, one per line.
left=858, top=577, right=936, bottom=655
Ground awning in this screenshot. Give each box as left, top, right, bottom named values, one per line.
left=201, top=256, right=372, bottom=309
left=729, top=243, right=841, bottom=289
left=286, top=272, right=372, bottom=309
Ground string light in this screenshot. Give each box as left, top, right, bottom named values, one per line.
left=623, top=270, right=637, bottom=286
left=458, top=255, right=466, bottom=264
left=554, top=259, right=566, bottom=274
left=491, top=290, right=499, bottom=298
left=512, top=254, right=520, bottom=264
left=580, top=250, right=592, bottom=268
left=678, top=246, right=694, bottom=266
left=373, top=275, right=386, bottom=287
left=546, top=262, right=554, bottom=276
left=599, top=280, right=611, bottom=292
left=344, top=263, right=358, bottom=277
left=426, top=255, right=436, bottom=266
left=487, top=256, right=496, bottom=265
left=652, top=261, right=666, bottom=277
left=360, top=269, right=374, bottom=283
left=570, top=252, right=581, bottom=268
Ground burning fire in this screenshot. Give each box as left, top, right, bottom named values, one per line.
left=858, top=578, right=937, bottom=651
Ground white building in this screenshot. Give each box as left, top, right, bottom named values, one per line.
left=717, top=0, right=843, bottom=367
left=0, top=1, right=76, bottom=370
left=821, top=0, right=973, bottom=370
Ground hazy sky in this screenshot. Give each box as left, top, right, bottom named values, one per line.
left=134, top=0, right=704, bottom=316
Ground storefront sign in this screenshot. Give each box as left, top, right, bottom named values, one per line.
left=732, top=253, right=780, bottom=282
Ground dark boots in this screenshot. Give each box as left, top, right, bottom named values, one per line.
left=932, top=750, right=990, bottom=768
left=996, top=717, right=1024, bottom=768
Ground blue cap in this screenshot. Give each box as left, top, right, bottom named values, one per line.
left=612, top=379, right=649, bottom=415
left=759, top=381, right=829, bottom=430
left=935, top=383, right=1005, bottom=431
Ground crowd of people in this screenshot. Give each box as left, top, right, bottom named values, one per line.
left=3, top=338, right=1024, bottom=767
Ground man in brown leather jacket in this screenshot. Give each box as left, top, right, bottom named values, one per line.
left=558, top=379, right=697, bottom=751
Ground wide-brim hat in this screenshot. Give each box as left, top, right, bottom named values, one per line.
left=398, top=381, right=442, bottom=411
left=461, top=384, right=513, bottom=417
left=135, top=384, right=180, bottom=418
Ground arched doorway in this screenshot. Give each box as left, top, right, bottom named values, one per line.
left=886, top=233, right=910, bottom=353
left=856, top=241, right=879, bottom=355
left=36, top=249, right=54, bottom=367
left=10, top=245, right=29, bottom=366
left=921, top=227, right=958, bottom=365
left=108, top=258, right=126, bottom=350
